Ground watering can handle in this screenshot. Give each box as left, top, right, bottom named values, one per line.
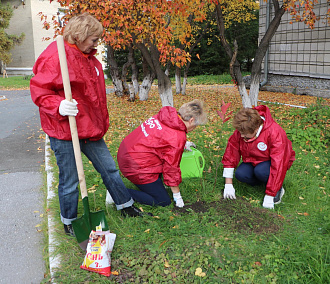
left=191, top=148, right=205, bottom=172
left=56, top=35, right=88, bottom=199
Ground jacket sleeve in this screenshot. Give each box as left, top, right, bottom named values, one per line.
left=266, top=127, right=293, bottom=196
left=30, top=54, right=66, bottom=121
left=160, top=133, right=186, bottom=187
left=222, top=131, right=242, bottom=169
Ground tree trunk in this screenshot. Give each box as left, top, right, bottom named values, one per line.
left=106, top=45, right=124, bottom=97
left=138, top=55, right=155, bottom=101
left=129, top=46, right=139, bottom=96
left=175, top=66, right=181, bottom=95
left=157, top=72, right=173, bottom=107
left=182, top=59, right=192, bottom=95
left=139, top=72, right=154, bottom=101
left=121, top=46, right=135, bottom=96
left=135, top=40, right=173, bottom=106
left=214, top=2, right=286, bottom=107
left=128, top=83, right=135, bottom=102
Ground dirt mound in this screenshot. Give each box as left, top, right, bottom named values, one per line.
left=172, top=197, right=283, bottom=235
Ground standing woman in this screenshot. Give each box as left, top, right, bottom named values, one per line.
left=30, top=13, right=145, bottom=237
left=117, top=99, right=207, bottom=208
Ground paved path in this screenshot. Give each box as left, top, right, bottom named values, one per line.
left=0, top=90, right=45, bottom=283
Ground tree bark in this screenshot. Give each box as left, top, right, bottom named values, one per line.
left=135, top=40, right=173, bottom=107
left=106, top=45, right=124, bottom=97
left=175, top=66, right=181, bottom=95
left=139, top=56, right=155, bottom=101
left=128, top=46, right=139, bottom=96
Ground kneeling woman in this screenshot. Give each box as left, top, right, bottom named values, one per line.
left=117, top=99, right=207, bottom=208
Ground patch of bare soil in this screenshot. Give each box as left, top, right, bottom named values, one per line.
left=172, top=197, right=283, bottom=235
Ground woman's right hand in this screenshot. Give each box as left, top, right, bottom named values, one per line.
left=173, top=191, right=184, bottom=207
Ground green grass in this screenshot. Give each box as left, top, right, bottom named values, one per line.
left=0, top=73, right=240, bottom=90
left=5, top=76, right=327, bottom=283
left=41, top=99, right=330, bottom=283
left=0, top=75, right=32, bottom=89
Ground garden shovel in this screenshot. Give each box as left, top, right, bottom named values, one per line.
left=56, top=35, right=109, bottom=251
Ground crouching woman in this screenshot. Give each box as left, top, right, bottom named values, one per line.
left=117, top=99, right=207, bottom=208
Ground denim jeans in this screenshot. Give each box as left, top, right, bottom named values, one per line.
left=49, top=137, right=133, bottom=225
left=235, top=161, right=271, bottom=186
left=128, top=177, right=172, bottom=207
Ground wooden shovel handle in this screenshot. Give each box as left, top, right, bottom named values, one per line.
left=56, top=35, right=88, bottom=199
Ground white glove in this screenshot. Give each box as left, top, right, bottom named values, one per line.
left=223, top=184, right=236, bottom=199
left=173, top=192, right=184, bottom=208
left=59, top=99, right=78, bottom=116
left=184, top=141, right=196, bottom=151
left=262, top=195, right=274, bottom=209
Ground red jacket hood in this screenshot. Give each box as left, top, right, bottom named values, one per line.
left=253, top=105, right=274, bottom=130
left=156, top=106, right=187, bottom=132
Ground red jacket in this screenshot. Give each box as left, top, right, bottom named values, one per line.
left=30, top=41, right=109, bottom=141
left=222, top=105, right=295, bottom=196
left=117, top=107, right=187, bottom=186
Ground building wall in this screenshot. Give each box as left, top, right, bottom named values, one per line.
left=258, top=0, right=330, bottom=97
left=4, top=0, right=105, bottom=75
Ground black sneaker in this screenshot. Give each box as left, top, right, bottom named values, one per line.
left=274, top=187, right=285, bottom=204
left=64, top=224, right=75, bottom=237
left=121, top=205, right=153, bottom=217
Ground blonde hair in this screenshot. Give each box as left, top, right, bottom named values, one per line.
left=233, top=108, right=263, bottom=134
left=178, top=99, right=207, bottom=126
left=63, top=13, right=103, bottom=44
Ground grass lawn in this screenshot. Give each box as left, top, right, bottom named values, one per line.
left=39, top=84, right=330, bottom=283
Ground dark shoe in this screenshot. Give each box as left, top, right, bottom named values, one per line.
left=64, top=224, right=75, bottom=237
left=274, top=187, right=285, bottom=204
left=121, top=205, right=153, bottom=217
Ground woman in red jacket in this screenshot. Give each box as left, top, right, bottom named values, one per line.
left=117, top=99, right=207, bottom=208
left=30, top=14, right=146, bottom=237
left=222, top=105, right=295, bottom=209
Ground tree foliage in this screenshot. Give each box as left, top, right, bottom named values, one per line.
left=0, top=0, right=25, bottom=65
left=46, top=0, right=207, bottom=106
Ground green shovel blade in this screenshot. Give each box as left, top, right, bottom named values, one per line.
left=71, top=197, right=109, bottom=245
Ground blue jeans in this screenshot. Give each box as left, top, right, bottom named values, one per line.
left=128, top=177, right=172, bottom=207
left=50, top=137, right=133, bottom=225
left=235, top=161, right=271, bottom=186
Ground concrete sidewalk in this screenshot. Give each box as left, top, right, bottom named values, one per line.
left=0, top=90, right=46, bottom=283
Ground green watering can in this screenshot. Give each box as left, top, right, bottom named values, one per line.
left=180, top=148, right=205, bottom=178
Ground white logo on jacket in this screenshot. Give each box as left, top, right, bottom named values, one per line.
left=257, top=142, right=267, bottom=151
left=141, top=118, right=162, bottom=137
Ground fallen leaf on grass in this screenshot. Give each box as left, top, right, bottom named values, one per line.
left=297, top=212, right=309, bottom=216
left=299, top=196, right=304, bottom=200
left=254, top=261, right=262, bottom=266
left=144, top=229, right=150, bottom=233
left=111, top=271, right=119, bottom=275
left=164, top=260, right=170, bottom=268
left=195, top=267, right=206, bottom=277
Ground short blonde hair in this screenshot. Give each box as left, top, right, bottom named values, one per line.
left=178, top=99, right=207, bottom=126
left=233, top=108, right=263, bottom=134
left=63, top=13, right=103, bottom=44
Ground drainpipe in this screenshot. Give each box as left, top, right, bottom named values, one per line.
left=260, top=0, right=270, bottom=87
